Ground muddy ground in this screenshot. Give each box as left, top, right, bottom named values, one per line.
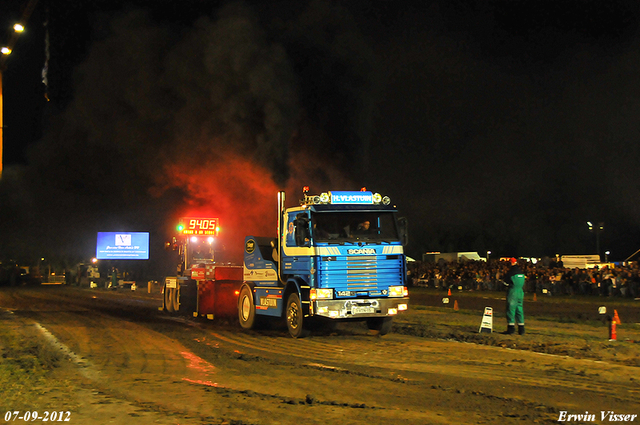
left=0, top=285, right=638, bottom=425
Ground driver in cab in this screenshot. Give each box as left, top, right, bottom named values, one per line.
left=353, top=220, right=371, bottom=236
left=191, top=246, right=210, bottom=266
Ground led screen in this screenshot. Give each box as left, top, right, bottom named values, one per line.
left=96, top=232, right=149, bottom=260
left=178, top=217, right=219, bottom=235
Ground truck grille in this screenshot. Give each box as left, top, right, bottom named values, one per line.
left=318, top=255, right=403, bottom=293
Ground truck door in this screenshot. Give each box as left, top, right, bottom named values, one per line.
left=285, top=211, right=310, bottom=248
left=283, top=211, right=312, bottom=276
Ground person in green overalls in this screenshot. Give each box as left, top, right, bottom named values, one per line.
left=504, top=257, right=525, bottom=335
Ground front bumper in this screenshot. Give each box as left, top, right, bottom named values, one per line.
left=311, top=297, right=409, bottom=319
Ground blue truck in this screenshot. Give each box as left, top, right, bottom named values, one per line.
left=239, top=189, right=409, bottom=338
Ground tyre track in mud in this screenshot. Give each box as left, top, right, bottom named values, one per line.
left=1, top=288, right=470, bottom=424
left=2, top=286, right=638, bottom=424
left=198, top=328, right=640, bottom=423
left=0, top=289, right=220, bottom=423
left=196, top=328, right=567, bottom=424
left=203, top=326, right=640, bottom=404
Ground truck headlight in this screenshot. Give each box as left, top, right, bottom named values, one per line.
left=310, top=288, right=333, bottom=300
left=389, top=286, right=408, bottom=297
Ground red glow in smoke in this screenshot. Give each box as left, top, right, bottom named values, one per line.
left=152, top=147, right=356, bottom=263
left=159, top=153, right=280, bottom=262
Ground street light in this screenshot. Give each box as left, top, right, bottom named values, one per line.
left=1, top=0, right=39, bottom=179
left=486, top=250, right=491, bottom=261
left=1, top=23, right=25, bottom=179
left=587, top=221, right=604, bottom=260
left=605, top=251, right=610, bottom=262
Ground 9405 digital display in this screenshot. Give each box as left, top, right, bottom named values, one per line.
left=177, top=217, right=219, bottom=235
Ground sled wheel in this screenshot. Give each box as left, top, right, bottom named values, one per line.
left=172, top=286, right=180, bottom=312
left=164, top=285, right=175, bottom=312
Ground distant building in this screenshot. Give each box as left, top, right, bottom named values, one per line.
left=560, top=255, right=602, bottom=269
left=422, top=252, right=484, bottom=263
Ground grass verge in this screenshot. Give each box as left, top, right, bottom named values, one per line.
left=0, top=312, right=77, bottom=411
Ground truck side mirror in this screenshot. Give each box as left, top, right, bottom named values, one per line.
left=397, top=217, right=408, bottom=246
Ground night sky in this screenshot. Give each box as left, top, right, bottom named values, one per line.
left=2, top=0, right=640, bottom=273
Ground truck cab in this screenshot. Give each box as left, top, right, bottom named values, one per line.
left=240, top=190, right=409, bottom=337
left=163, top=218, right=243, bottom=319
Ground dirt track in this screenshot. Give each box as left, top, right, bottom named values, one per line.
left=1, top=286, right=639, bottom=424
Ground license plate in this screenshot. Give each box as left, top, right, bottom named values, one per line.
left=165, top=278, right=177, bottom=289
left=351, top=306, right=375, bottom=315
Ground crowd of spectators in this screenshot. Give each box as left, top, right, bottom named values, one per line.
left=407, top=258, right=640, bottom=299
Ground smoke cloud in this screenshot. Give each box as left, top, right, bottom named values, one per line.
left=0, top=1, right=378, bottom=270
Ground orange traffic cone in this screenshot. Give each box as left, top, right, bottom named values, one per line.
left=613, top=310, right=621, bottom=325
left=454, top=300, right=459, bottom=311
left=448, top=288, right=452, bottom=296
left=533, top=293, right=537, bottom=302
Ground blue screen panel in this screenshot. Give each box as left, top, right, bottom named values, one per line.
left=96, top=232, right=149, bottom=260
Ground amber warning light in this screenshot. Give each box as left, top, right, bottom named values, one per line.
left=177, top=217, right=219, bottom=236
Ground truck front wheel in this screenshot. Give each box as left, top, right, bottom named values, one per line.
left=286, top=293, right=310, bottom=338
left=238, top=286, right=257, bottom=329
left=366, top=317, right=393, bottom=336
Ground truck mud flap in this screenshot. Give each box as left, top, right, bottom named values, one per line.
left=178, top=279, right=197, bottom=315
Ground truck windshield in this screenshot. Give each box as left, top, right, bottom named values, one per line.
left=189, top=240, right=215, bottom=266
left=311, top=211, right=400, bottom=243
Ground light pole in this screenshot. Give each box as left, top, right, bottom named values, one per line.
left=1, top=0, right=39, bottom=179
left=1, top=52, right=5, bottom=179
left=605, top=251, right=610, bottom=263
left=587, top=221, right=604, bottom=261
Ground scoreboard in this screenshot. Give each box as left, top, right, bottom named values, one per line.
left=177, top=217, right=219, bottom=236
